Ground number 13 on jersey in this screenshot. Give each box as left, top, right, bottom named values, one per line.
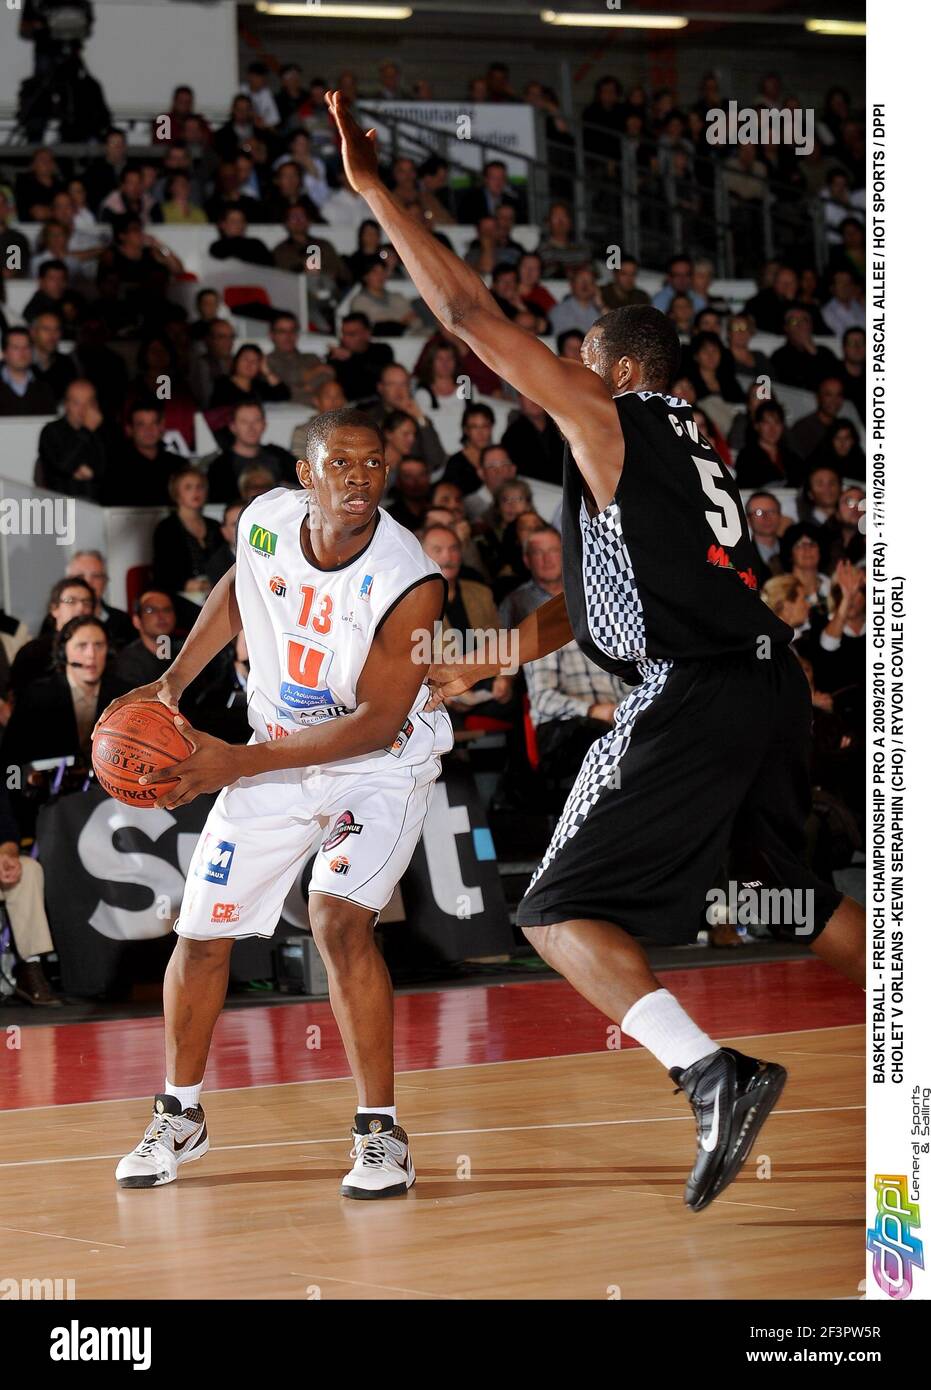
left=297, top=584, right=333, bottom=634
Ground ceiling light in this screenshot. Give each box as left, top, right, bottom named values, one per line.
left=541, top=10, right=687, bottom=28
left=804, top=18, right=866, bottom=36
left=256, top=3, right=412, bottom=19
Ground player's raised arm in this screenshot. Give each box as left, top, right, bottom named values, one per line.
left=326, top=92, right=623, bottom=510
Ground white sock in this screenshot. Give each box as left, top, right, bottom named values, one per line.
left=620, top=989, right=718, bottom=1073
left=357, top=1103, right=397, bottom=1124
left=165, top=1078, right=203, bottom=1112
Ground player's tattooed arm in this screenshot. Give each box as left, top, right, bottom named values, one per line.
left=425, top=592, right=573, bottom=709
left=326, top=90, right=622, bottom=511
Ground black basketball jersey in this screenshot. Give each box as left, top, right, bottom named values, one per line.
left=562, top=391, right=792, bottom=680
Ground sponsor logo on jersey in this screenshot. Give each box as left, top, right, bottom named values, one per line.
left=211, top=902, right=241, bottom=923
left=293, top=705, right=347, bottom=725
left=322, top=810, right=363, bottom=852
left=197, top=836, right=236, bottom=885
left=265, top=721, right=293, bottom=740
left=279, top=634, right=336, bottom=709
left=249, top=524, right=277, bottom=556
left=358, top=574, right=374, bottom=600
left=387, top=718, right=414, bottom=757
left=328, top=855, right=351, bottom=876
left=706, top=542, right=758, bottom=591
left=269, top=575, right=287, bottom=597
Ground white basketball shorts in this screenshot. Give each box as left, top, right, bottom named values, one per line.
left=175, top=753, right=443, bottom=940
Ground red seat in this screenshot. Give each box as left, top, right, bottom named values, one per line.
left=125, top=564, right=153, bottom=614
left=223, top=285, right=271, bottom=312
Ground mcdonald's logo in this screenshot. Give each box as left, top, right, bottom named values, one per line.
left=249, top=524, right=278, bottom=556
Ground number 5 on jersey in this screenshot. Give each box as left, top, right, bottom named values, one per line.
left=692, top=455, right=744, bottom=547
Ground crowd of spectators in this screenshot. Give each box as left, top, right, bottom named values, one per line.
left=0, top=61, right=866, bottom=998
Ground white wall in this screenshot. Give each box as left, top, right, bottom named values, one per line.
left=0, top=1, right=237, bottom=121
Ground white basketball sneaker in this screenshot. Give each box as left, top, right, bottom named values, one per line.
left=340, top=1113, right=415, bottom=1199
left=115, top=1093, right=209, bottom=1188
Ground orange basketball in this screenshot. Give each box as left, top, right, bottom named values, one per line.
left=92, top=701, right=191, bottom=807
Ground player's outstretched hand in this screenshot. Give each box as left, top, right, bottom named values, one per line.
left=93, top=677, right=184, bottom=738
left=140, top=716, right=244, bottom=810
left=324, top=89, right=382, bottom=197
left=424, top=660, right=495, bottom=711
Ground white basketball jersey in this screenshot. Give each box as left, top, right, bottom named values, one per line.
left=234, top=487, right=453, bottom=771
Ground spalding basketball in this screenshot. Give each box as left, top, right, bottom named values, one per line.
left=92, top=701, right=191, bottom=807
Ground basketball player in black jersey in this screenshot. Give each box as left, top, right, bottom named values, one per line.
left=328, top=93, right=865, bottom=1212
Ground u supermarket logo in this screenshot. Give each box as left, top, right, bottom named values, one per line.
left=249, top=524, right=277, bottom=556
left=866, top=1175, right=924, bottom=1298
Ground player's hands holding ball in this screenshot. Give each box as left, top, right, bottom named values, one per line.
left=94, top=675, right=185, bottom=736
left=140, top=716, right=240, bottom=810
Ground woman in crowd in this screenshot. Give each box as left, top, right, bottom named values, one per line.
left=735, top=400, right=804, bottom=488
left=8, top=578, right=95, bottom=697
left=761, top=573, right=822, bottom=668
left=779, top=521, right=832, bottom=615
left=685, top=330, right=744, bottom=406
left=67, top=178, right=98, bottom=235
left=345, top=218, right=395, bottom=283
left=475, top=478, right=534, bottom=574
left=209, top=344, right=290, bottom=410
left=818, top=561, right=866, bottom=711
left=443, top=402, right=496, bottom=496
left=728, top=379, right=781, bottom=454
left=517, top=251, right=556, bottom=316
left=155, top=171, right=208, bottom=225
left=2, top=615, right=127, bottom=835
left=152, top=467, right=225, bottom=605
left=415, top=341, right=462, bottom=408
left=381, top=410, right=419, bottom=481
left=809, top=418, right=866, bottom=483
left=726, top=313, right=770, bottom=377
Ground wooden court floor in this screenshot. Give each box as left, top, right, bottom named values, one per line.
left=0, top=966, right=864, bottom=1300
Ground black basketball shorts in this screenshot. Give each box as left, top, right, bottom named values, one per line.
left=516, top=645, right=843, bottom=945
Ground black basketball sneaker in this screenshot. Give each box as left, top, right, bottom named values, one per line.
left=670, top=1048, right=787, bottom=1211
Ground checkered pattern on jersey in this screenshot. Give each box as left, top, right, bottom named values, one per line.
left=579, top=500, right=646, bottom=664
left=527, top=658, right=673, bottom=889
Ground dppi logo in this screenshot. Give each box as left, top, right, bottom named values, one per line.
left=867, top=1175, right=924, bottom=1298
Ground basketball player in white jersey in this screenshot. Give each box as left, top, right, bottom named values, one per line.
left=101, top=409, right=453, bottom=1197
